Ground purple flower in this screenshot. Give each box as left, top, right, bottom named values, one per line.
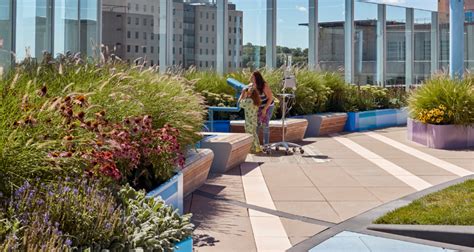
left=62, top=186, right=70, bottom=193
left=43, top=213, right=50, bottom=223
left=65, top=239, right=72, bottom=246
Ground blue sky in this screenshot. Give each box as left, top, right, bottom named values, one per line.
left=231, top=0, right=437, bottom=48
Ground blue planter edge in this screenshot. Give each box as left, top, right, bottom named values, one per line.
left=146, top=171, right=184, bottom=215
left=344, top=108, right=408, bottom=132
left=174, top=237, right=193, bottom=252
left=204, top=120, right=231, bottom=133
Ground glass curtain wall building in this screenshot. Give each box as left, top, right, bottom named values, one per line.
left=104, top=0, right=470, bottom=87
left=0, top=0, right=100, bottom=74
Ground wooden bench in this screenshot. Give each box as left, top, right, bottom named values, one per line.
left=181, top=149, right=214, bottom=197
left=199, top=133, right=253, bottom=173
left=230, top=118, right=308, bottom=143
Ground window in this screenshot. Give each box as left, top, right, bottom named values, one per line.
left=179, top=35, right=182, bottom=41
left=135, top=46, right=139, bottom=53
left=143, top=47, right=146, bottom=53
left=200, top=48, right=202, bottom=54
left=135, top=4, right=138, bottom=11
left=135, top=18, right=139, bottom=25
left=212, top=49, right=214, bottom=55
left=206, top=24, right=208, bottom=31
left=151, top=46, right=154, bottom=53
left=228, top=38, right=231, bottom=44
left=199, top=61, right=202, bottom=67
left=151, top=19, right=154, bottom=26
left=127, top=45, right=130, bottom=52
left=200, top=37, right=202, bottom=43
left=229, top=50, right=231, bottom=56
left=173, top=8, right=176, bottom=15
left=212, top=25, right=214, bottom=32
left=212, top=37, right=214, bottom=44
left=206, top=12, right=209, bottom=19
left=143, top=32, right=147, bottom=40
left=151, top=60, right=154, bottom=66
left=127, top=31, right=131, bottom=38
left=200, top=24, right=202, bottom=31
left=135, top=32, right=139, bottom=39
left=151, top=33, right=154, bottom=40
left=127, top=3, right=131, bottom=10
left=234, top=27, right=236, bottom=33
left=200, top=12, right=203, bottom=18
left=151, top=5, right=154, bottom=13
left=206, top=37, right=208, bottom=43
left=179, top=48, right=182, bottom=54
left=173, top=21, right=175, bottom=28
left=143, top=5, right=146, bottom=12
left=212, top=13, right=214, bottom=19
left=206, top=61, right=208, bottom=67
left=143, top=19, right=147, bottom=26
left=127, top=17, right=131, bottom=24
left=173, top=47, right=175, bottom=54
left=173, top=34, right=175, bottom=41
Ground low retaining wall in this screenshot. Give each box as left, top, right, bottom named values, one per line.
left=407, top=118, right=474, bottom=149
left=344, top=108, right=407, bottom=132
left=230, top=119, right=308, bottom=143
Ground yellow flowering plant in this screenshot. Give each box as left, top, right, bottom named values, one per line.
left=408, top=75, right=474, bottom=126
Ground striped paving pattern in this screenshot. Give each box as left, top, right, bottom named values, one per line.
left=188, top=128, right=472, bottom=252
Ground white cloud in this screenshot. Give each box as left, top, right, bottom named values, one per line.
left=296, top=5, right=307, bottom=13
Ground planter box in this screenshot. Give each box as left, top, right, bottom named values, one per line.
left=407, top=118, right=474, bottom=149
left=295, top=113, right=347, bottom=137
left=200, top=132, right=253, bottom=173
left=181, top=149, right=214, bottom=197
left=204, top=120, right=231, bottom=133
left=174, top=237, right=193, bottom=252
left=146, top=172, right=184, bottom=215
left=344, top=108, right=407, bottom=132
left=230, top=118, right=308, bottom=143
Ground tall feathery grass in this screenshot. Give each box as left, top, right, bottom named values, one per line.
left=408, top=75, right=474, bottom=125
left=0, top=54, right=205, bottom=195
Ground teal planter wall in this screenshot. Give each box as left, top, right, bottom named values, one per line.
left=344, top=108, right=407, bottom=132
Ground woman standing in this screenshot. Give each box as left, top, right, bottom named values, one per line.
left=250, top=71, right=274, bottom=147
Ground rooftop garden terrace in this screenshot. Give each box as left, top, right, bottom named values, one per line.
left=0, top=51, right=472, bottom=251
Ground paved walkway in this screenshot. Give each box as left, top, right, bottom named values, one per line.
left=185, top=127, right=474, bottom=252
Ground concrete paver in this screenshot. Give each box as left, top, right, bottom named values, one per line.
left=186, top=127, right=472, bottom=251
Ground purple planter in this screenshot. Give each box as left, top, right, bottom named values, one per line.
left=407, top=118, right=474, bottom=149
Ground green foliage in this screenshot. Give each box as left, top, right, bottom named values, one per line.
left=408, top=75, right=474, bottom=125
left=1, top=179, right=124, bottom=250
left=343, top=85, right=406, bottom=112
left=291, top=69, right=331, bottom=115
left=0, top=54, right=205, bottom=195
left=185, top=69, right=234, bottom=95
left=119, top=185, right=194, bottom=251
left=375, top=180, right=474, bottom=225
left=323, top=72, right=349, bottom=112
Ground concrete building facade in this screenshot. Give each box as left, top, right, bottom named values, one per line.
left=102, top=0, right=243, bottom=71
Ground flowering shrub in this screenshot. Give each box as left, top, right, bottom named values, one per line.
left=416, top=105, right=454, bottom=125
left=409, top=76, right=474, bottom=125
left=0, top=180, right=194, bottom=251
left=1, top=179, right=124, bottom=250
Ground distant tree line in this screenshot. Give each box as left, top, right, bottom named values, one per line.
left=242, top=43, right=308, bottom=69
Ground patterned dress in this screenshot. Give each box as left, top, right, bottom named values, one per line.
left=240, top=98, right=261, bottom=153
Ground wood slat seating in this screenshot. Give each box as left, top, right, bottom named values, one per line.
left=199, top=132, right=253, bottom=173
left=181, top=149, right=214, bottom=197
left=230, top=118, right=308, bottom=143
left=318, top=113, right=348, bottom=136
